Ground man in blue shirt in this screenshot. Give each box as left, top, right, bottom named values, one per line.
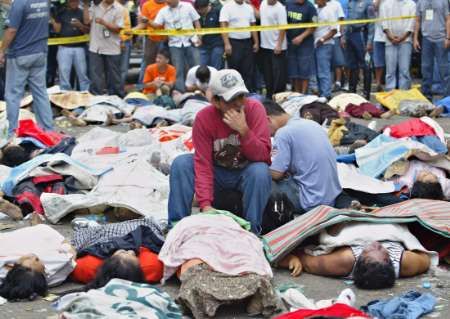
left=263, top=100, right=350, bottom=214
left=0, top=0, right=53, bottom=137
left=344, top=0, right=374, bottom=99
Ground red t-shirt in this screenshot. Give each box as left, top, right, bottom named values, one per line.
left=192, top=98, right=271, bottom=209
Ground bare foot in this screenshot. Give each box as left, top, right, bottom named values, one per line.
left=362, top=111, right=372, bottom=120
left=429, top=106, right=444, bottom=118
left=0, top=198, right=23, bottom=220
left=30, top=212, right=44, bottom=225
left=380, top=110, right=394, bottom=119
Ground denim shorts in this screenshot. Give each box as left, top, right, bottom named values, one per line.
left=332, top=38, right=346, bottom=67
left=373, top=41, right=386, bottom=68
left=288, top=44, right=314, bottom=80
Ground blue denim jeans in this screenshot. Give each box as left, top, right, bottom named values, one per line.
left=120, top=40, right=132, bottom=88
left=199, top=45, right=224, bottom=70
left=345, top=31, right=366, bottom=69
left=169, top=46, right=200, bottom=92
left=168, top=153, right=272, bottom=234
left=315, top=43, right=334, bottom=98
left=57, top=46, right=90, bottom=91
left=5, top=52, right=53, bottom=136
left=421, top=37, right=450, bottom=99
left=385, top=42, right=412, bottom=91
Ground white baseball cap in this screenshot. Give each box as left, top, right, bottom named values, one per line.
left=209, top=69, right=249, bottom=102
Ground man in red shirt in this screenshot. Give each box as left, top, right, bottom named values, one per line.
left=168, top=69, right=272, bottom=234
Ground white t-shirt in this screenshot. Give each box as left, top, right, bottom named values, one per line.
left=219, top=0, right=256, bottom=40
left=154, top=2, right=200, bottom=47
left=185, top=65, right=218, bottom=91
left=260, top=0, right=288, bottom=50
left=327, top=0, right=345, bottom=38
left=0, top=225, right=76, bottom=287
left=314, top=3, right=338, bottom=46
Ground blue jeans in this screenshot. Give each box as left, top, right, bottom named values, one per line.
left=120, top=40, right=132, bottom=88
left=315, top=44, right=334, bottom=98
left=169, top=46, right=200, bottom=92
left=421, top=37, right=450, bottom=98
left=57, top=46, right=90, bottom=91
left=168, top=153, right=272, bottom=234
left=199, top=45, right=224, bottom=70
left=345, top=31, right=366, bottom=69
left=385, top=42, right=412, bottom=91
left=5, top=52, right=53, bottom=136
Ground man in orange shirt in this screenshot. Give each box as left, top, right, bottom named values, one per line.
left=134, top=0, right=167, bottom=85
left=142, top=48, right=176, bottom=95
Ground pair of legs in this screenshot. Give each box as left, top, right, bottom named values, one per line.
left=260, top=48, right=287, bottom=98
left=315, top=44, right=334, bottom=99
left=168, top=154, right=271, bottom=234
left=169, top=46, right=200, bottom=92
left=120, top=40, right=132, bottom=89
left=345, top=31, right=371, bottom=99
left=332, top=37, right=346, bottom=89
left=227, top=39, right=255, bottom=92
left=385, top=42, right=412, bottom=91
left=421, top=37, right=450, bottom=100
left=89, top=52, right=124, bottom=97
left=373, top=41, right=385, bottom=91
left=57, top=46, right=90, bottom=91
left=288, top=43, right=314, bottom=94
left=199, top=45, right=224, bottom=70
left=5, top=52, right=54, bottom=137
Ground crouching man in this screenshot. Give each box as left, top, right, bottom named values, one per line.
left=167, top=69, right=272, bottom=234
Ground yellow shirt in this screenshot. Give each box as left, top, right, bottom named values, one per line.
left=120, top=7, right=132, bottom=42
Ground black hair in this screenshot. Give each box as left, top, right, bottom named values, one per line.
left=262, top=100, right=287, bottom=116
left=0, top=145, right=30, bottom=167
left=195, top=65, right=211, bottom=84
left=353, top=255, right=395, bottom=289
left=156, top=48, right=171, bottom=61
left=410, top=181, right=445, bottom=200
left=194, top=0, right=209, bottom=9
left=0, top=264, right=47, bottom=301
left=86, top=254, right=145, bottom=290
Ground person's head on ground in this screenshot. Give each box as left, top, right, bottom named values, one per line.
left=87, top=250, right=145, bottom=289
left=67, top=0, right=80, bottom=9
left=0, top=144, right=30, bottom=167
left=194, top=0, right=210, bottom=15
left=410, top=171, right=444, bottom=200
left=195, top=65, right=212, bottom=86
left=166, top=0, right=179, bottom=8
left=353, top=241, right=395, bottom=289
left=262, top=100, right=290, bottom=136
left=210, top=69, right=249, bottom=114
left=0, top=254, right=47, bottom=301
left=155, top=48, right=171, bottom=68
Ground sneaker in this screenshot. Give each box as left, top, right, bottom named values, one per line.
left=342, top=83, right=349, bottom=91
left=333, top=82, right=342, bottom=92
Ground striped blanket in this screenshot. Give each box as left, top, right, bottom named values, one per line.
left=262, top=199, right=450, bottom=263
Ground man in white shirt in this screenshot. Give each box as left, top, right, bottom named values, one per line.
left=185, top=64, right=217, bottom=92
left=314, top=0, right=338, bottom=99
left=153, top=0, right=201, bottom=91
left=220, top=0, right=259, bottom=92
left=84, top=0, right=125, bottom=97
left=381, top=0, right=416, bottom=91
left=260, top=0, right=287, bottom=98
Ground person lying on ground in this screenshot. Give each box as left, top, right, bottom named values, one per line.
left=168, top=69, right=272, bottom=234
left=263, top=100, right=359, bottom=214
left=70, top=218, right=165, bottom=287
left=0, top=225, right=76, bottom=300
left=388, top=160, right=449, bottom=200
left=279, top=222, right=435, bottom=289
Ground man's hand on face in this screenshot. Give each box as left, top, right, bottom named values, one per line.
left=223, top=108, right=249, bottom=136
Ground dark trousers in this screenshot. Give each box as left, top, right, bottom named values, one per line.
left=227, top=38, right=255, bottom=92
left=260, top=48, right=287, bottom=98
left=89, top=52, right=124, bottom=97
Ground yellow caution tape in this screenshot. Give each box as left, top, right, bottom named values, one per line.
left=47, top=34, right=90, bottom=46
left=1, top=15, right=415, bottom=46
left=122, top=15, right=415, bottom=36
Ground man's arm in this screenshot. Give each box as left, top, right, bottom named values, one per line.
left=0, top=28, right=17, bottom=64
left=279, top=247, right=355, bottom=277
left=446, top=14, right=450, bottom=49
left=50, top=17, right=62, bottom=33
left=400, top=251, right=431, bottom=277
left=83, top=0, right=91, bottom=25
left=192, top=115, right=215, bottom=211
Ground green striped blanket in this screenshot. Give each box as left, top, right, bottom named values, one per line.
left=262, top=199, right=450, bottom=263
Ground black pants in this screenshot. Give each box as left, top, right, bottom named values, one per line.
left=260, top=48, right=287, bottom=98
left=227, top=38, right=255, bottom=92
left=89, top=52, right=124, bottom=97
